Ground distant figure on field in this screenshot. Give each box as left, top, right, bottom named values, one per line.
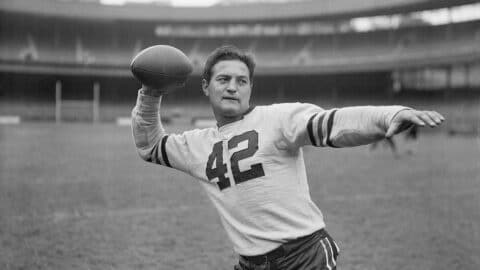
left=370, top=137, right=399, bottom=158
left=404, top=125, right=419, bottom=155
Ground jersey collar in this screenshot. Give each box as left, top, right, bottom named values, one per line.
left=243, top=105, right=256, bottom=116
left=216, top=106, right=256, bottom=129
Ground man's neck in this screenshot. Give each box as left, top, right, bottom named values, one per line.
left=215, top=106, right=255, bottom=127
left=216, top=114, right=243, bottom=127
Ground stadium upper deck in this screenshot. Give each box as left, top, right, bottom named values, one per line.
left=0, top=0, right=479, bottom=77
left=0, top=0, right=478, bottom=22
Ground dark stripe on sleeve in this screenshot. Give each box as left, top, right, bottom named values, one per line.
left=161, top=135, right=172, bottom=167
left=147, top=143, right=161, bottom=164
left=154, top=143, right=162, bottom=164
left=307, top=114, right=317, bottom=146
left=326, top=110, right=339, bottom=148
left=316, top=113, right=326, bottom=147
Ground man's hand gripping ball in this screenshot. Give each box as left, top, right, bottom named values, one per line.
left=130, top=45, right=193, bottom=96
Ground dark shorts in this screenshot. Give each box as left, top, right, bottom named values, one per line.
left=234, top=229, right=340, bottom=270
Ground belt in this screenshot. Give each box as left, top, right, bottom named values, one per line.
left=241, top=244, right=285, bottom=265
left=240, top=228, right=327, bottom=265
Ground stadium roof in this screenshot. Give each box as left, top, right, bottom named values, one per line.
left=98, top=0, right=308, bottom=7
left=0, top=0, right=478, bottom=22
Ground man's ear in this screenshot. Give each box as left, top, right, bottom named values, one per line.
left=202, top=79, right=209, bottom=96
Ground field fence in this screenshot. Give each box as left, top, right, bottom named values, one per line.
left=0, top=98, right=479, bottom=135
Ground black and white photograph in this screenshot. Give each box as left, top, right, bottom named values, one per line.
left=0, top=0, right=479, bottom=269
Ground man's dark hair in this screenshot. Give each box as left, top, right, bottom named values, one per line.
left=202, top=45, right=256, bottom=84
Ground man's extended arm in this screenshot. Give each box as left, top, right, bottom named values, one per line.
left=313, top=106, right=444, bottom=148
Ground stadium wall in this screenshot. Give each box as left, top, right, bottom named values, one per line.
left=2, top=71, right=478, bottom=125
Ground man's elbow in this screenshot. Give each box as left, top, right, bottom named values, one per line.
left=136, top=148, right=151, bottom=162
left=135, top=143, right=161, bottom=165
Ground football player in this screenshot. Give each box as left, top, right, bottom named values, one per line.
left=131, top=45, right=444, bottom=270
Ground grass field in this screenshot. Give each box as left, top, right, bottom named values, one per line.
left=0, top=123, right=479, bottom=270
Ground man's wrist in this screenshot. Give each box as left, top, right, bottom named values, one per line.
left=140, top=87, right=163, bottom=97
left=136, top=90, right=162, bottom=111
left=384, top=106, right=410, bottom=129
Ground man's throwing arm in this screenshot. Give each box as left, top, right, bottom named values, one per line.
left=131, top=88, right=200, bottom=175
left=131, top=91, right=172, bottom=165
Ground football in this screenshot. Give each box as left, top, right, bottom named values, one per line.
left=130, top=45, right=193, bottom=89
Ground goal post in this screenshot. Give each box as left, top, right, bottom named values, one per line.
left=55, top=80, right=100, bottom=123
left=93, top=82, right=100, bottom=123
left=55, top=80, right=61, bottom=124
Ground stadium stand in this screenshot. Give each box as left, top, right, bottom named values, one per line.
left=0, top=0, right=479, bottom=130
left=1, top=9, right=479, bottom=74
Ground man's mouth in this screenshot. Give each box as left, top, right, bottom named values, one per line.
left=222, top=97, right=238, bottom=101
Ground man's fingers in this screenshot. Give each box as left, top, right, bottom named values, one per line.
left=386, top=121, right=408, bottom=138
left=385, top=122, right=398, bottom=138
left=417, top=113, right=437, bottom=127
left=416, top=111, right=445, bottom=127
left=387, top=109, right=445, bottom=138
left=409, top=114, right=426, bottom=127
left=426, top=111, right=445, bottom=124
left=387, top=110, right=422, bottom=137
left=438, top=112, right=446, bottom=121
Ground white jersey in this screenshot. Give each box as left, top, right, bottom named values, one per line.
left=132, top=91, right=406, bottom=256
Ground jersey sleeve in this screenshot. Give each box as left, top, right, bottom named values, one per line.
left=272, top=102, right=334, bottom=148
left=274, top=103, right=408, bottom=149
left=137, top=133, right=193, bottom=174
left=328, top=105, right=408, bottom=147
left=131, top=91, right=192, bottom=174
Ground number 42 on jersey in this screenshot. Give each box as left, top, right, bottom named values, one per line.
left=205, top=130, right=265, bottom=190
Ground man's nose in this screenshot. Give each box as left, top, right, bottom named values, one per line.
left=226, top=80, right=238, bottom=92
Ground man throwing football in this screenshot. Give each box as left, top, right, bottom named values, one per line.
left=131, top=45, right=444, bottom=270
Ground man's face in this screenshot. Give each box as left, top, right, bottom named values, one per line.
left=202, top=60, right=252, bottom=119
